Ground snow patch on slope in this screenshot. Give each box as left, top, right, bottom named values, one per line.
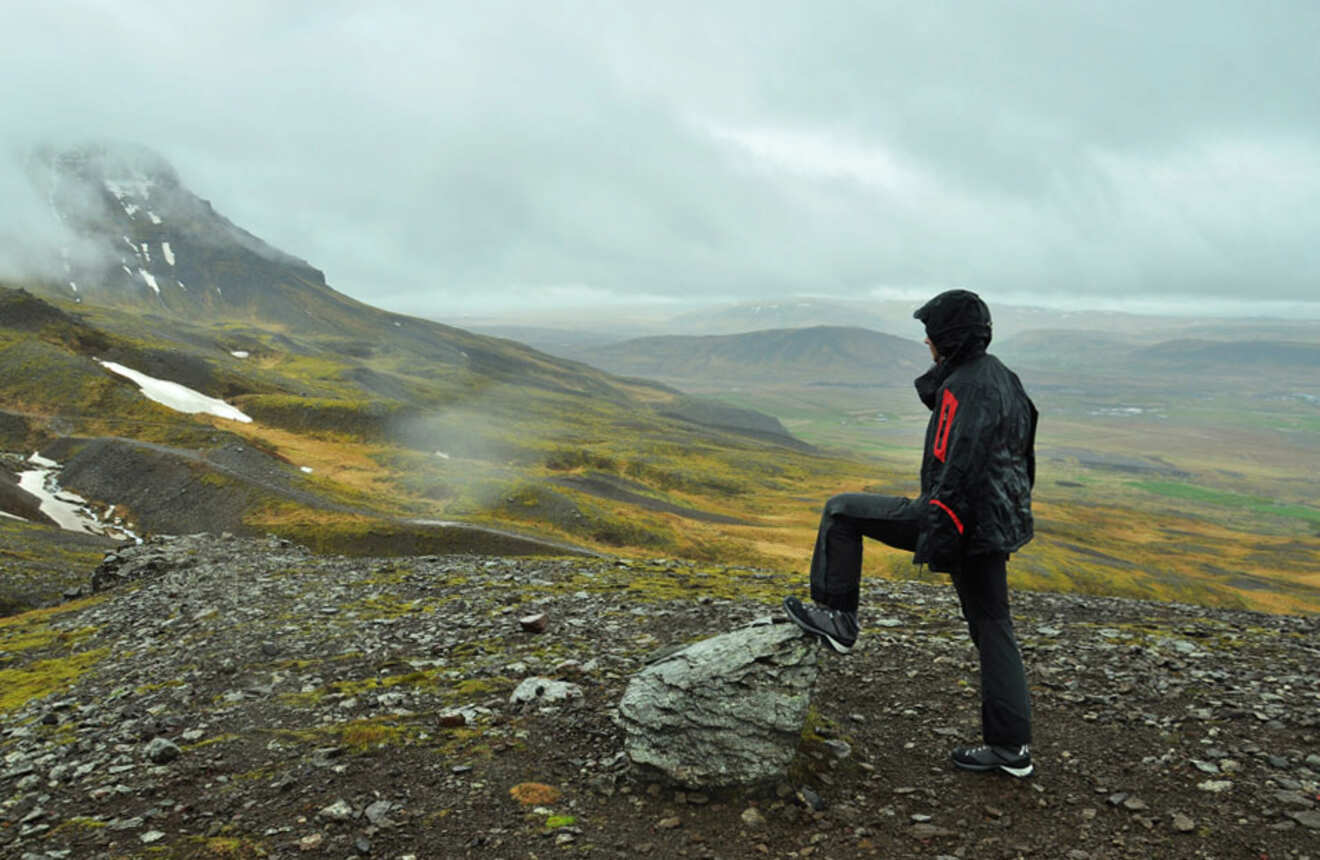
left=97, top=360, right=252, bottom=423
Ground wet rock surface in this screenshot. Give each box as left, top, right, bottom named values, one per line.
left=0, top=534, right=1317, bottom=858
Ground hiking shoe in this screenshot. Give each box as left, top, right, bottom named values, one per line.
left=951, top=744, right=1034, bottom=778
left=783, top=596, right=858, bottom=654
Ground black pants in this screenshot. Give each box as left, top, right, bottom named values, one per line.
left=808, top=493, right=1032, bottom=747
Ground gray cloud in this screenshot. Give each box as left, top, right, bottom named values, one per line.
left=3, top=1, right=1318, bottom=317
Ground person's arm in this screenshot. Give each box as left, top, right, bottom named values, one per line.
left=914, top=381, right=997, bottom=571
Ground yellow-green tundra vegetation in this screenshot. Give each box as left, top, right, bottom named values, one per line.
left=1, top=283, right=1316, bottom=616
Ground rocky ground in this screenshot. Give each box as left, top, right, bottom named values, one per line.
left=1, top=535, right=1318, bottom=859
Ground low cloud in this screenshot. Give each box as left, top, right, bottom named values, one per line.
left=0, top=146, right=114, bottom=287
left=3, top=2, right=1318, bottom=317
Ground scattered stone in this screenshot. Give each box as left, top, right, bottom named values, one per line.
left=519, top=613, right=549, bottom=633
left=656, top=816, right=681, bottom=830
left=911, top=823, right=956, bottom=839
left=1287, top=810, right=1320, bottom=830
left=617, top=622, right=820, bottom=787
left=318, top=799, right=354, bottom=822
left=797, top=787, right=826, bottom=812
left=0, top=533, right=1315, bottom=858
left=824, top=739, right=852, bottom=759
left=364, top=800, right=393, bottom=826
left=144, top=737, right=181, bottom=764
left=740, top=806, right=767, bottom=828
left=510, top=677, right=583, bottom=706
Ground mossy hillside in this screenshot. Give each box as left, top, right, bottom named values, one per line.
left=474, top=480, right=677, bottom=550
left=0, top=410, right=45, bottom=451
left=16, top=287, right=1311, bottom=617
left=1015, top=497, right=1320, bottom=614
left=4, top=285, right=847, bottom=579
left=247, top=508, right=588, bottom=558
left=0, top=518, right=116, bottom=615
left=0, top=596, right=110, bottom=713
left=0, top=338, right=142, bottom=417
left=239, top=394, right=409, bottom=443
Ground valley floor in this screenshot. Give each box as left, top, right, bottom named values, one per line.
left=2, top=536, right=1318, bottom=858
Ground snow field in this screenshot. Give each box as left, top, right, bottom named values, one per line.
left=97, top=360, right=253, bottom=423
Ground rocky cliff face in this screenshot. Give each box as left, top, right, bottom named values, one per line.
left=1, top=535, right=1317, bottom=857
left=25, top=144, right=374, bottom=333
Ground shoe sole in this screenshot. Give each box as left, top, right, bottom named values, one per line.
left=953, top=759, right=1034, bottom=778
left=782, top=597, right=854, bottom=654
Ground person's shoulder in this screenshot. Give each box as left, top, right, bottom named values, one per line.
left=978, top=353, right=1025, bottom=382
left=950, top=353, right=1000, bottom=382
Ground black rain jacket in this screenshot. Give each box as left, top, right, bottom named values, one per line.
left=911, top=290, right=1038, bottom=573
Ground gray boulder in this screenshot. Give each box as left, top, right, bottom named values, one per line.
left=616, top=620, right=821, bottom=787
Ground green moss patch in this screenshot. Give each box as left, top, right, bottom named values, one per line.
left=0, top=647, right=108, bottom=713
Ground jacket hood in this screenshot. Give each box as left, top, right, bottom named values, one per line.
left=913, top=289, right=992, bottom=365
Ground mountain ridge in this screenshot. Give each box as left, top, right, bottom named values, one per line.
left=571, top=325, right=926, bottom=387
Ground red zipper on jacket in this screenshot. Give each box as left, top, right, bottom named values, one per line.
left=929, top=498, right=964, bottom=534
left=933, top=388, right=958, bottom=462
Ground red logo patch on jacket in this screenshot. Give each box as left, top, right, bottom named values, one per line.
left=933, top=388, right=958, bottom=462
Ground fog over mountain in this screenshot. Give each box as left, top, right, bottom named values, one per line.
left=4, top=2, right=1319, bottom=320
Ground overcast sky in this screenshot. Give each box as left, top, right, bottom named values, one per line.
left=3, top=1, right=1319, bottom=319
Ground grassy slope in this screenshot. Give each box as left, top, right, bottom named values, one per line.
left=0, top=288, right=852, bottom=587
left=3, top=286, right=1316, bottom=616
left=686, top=363, right=1320, bottom=614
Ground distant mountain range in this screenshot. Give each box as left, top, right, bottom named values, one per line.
left=995, top=328, right=1320, bottom=376
left=562, top=322, right=1319, bottom=392
left=567, top=325, right=927, bottom=387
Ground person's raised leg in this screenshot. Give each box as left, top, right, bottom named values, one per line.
left=788, top=494, right=918, bottom=652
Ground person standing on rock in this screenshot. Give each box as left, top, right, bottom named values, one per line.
left=784, top=289, right=1038, bottom=778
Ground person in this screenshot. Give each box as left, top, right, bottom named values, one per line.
left=783, top=289, right=1038, bottom=778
